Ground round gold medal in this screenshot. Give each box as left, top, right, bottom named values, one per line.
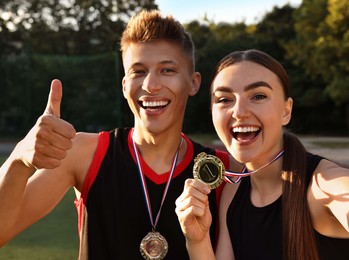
left=140, top=231, right=168, bottom=260
left=193, top=152, right=225, bottom=189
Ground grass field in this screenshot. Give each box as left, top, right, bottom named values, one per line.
left=0, top=156, right=79, bottom=260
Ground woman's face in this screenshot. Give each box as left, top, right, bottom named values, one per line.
left=211, top=61, right=293, bottom=166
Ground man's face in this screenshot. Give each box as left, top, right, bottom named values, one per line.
left=122, top=40, right=200, bottom=135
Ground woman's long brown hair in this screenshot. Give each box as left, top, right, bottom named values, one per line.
left=210, top=49, right=319, bottom=260
left=282, top=131, right=319, bottom=260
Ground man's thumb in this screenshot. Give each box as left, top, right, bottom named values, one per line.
left=45, top=79, right=62, bottom=118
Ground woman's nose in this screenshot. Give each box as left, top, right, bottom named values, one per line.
left=232, top=98, right=251, bottom=119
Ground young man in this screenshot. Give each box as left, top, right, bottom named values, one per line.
left=0, top=10, right=238, bottom=259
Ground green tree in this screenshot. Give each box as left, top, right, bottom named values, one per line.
left=254, top=5, right=296, bottom=60
left=288, top=0, right=349, bottom=133
left=317, top=0, right=349, bottom=123
left=0, top=0, right=158, bottom=54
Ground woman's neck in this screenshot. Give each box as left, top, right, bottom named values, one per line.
left=249, top=160, right=284, bottom=207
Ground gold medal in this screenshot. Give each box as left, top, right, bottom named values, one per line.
left=140, top=231, right=168, bottom=260
left=193, top=152, right=225, bottom=189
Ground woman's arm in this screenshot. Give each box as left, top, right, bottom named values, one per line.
left=175, top=178, right=216, bottom=260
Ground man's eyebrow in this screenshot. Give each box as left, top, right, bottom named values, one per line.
left=128, top=62, right=143, bottom=68
left=130, top=60, right=177, bottom=67
left=159, top=60, right=178, bottom=66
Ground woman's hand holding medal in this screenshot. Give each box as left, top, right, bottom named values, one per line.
left=175, top=178, right=213, bottom=244
left=175, top=152, right=224, bottom=243
left=175, top=152, right=234, bottom=259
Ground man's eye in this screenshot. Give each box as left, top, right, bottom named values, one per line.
left=134, top=70, right=145, bottom=74
left=128, top=70, right=145, bottom=78
left=162, top=68, right=175, bottom=73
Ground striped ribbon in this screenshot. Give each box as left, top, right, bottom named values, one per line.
left=225, top=149, right=285, bottom=183
left=132, top=132, right=183, bottom=229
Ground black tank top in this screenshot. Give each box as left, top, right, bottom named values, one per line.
left=75, top=128, right=229, bottom=260
left=226, top=153, right=349, bottom=260
left=227, top=175, right=283, bottom=260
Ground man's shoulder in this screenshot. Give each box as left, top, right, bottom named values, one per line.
left=74, top=131, right=100, bottom=145
left=69, top=132, right=101, bottom=186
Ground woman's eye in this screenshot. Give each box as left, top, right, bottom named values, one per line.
left=217, top=97, right=232, bottom=104
left=252, top=94, right=267, bottom=101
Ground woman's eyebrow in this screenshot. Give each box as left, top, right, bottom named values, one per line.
left=213, top=81, right=272, bottom=94
left=244, top=81, right=272, bottom=91
left=212, top=86, right=232, bottom=94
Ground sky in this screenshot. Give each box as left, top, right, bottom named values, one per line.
left=156, top=0, right=302, bottom=24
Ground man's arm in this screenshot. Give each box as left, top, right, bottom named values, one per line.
left=0, top=79, right=76, bottom=246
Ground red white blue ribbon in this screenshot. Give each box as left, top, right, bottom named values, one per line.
left=224, top=149, right=285, bottom=183
left=132, top=131, right=183, bottom=229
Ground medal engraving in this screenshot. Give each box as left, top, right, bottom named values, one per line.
left=193, top=152, right=225, bottom=189
left=140, top=231, right=168, bottom=260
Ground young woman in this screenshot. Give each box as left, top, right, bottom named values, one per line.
left=176, top=49, right=349, bottom=260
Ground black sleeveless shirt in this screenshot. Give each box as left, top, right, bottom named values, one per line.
left=75, top=128, right=229, bottom=260
left=226, top=153, right=349, bottom=260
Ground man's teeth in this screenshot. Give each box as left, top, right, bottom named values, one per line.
left=233, top=127, right=260, bottom=133
left=142, top=101, right=168, bottom=107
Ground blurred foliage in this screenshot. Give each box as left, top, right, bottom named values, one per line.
left=0, top=52, right=129, bottom=135
left=286, top=0, right=349, bottom=132
left=0, top=0, right=348, bottom=136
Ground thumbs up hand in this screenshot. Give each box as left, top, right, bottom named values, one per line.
left=45, top=79, right=63, bottom=118
left=19, top=79, right=76, bottom=171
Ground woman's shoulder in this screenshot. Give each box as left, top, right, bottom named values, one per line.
left=314, top=158, right=349, bottom=180
left=220, top=181, right=241, bottom=212
left=309, top=158, right=349, bottom=235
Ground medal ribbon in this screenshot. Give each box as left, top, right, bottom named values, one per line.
left=132, top=132, right=183, bottom=229
left=224, top=149, right=285, bottom=183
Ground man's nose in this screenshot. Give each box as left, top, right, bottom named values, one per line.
left=142, top=72, right=162, bottom=93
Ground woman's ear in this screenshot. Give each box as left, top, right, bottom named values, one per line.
left=282, top=97, right=293, bottom=126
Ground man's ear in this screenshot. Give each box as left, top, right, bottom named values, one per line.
left=189, top=72, right=201, bottom=96
left=282, top=97, right=293, bottom=126
left=121, top=76, right=127, bottom=98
